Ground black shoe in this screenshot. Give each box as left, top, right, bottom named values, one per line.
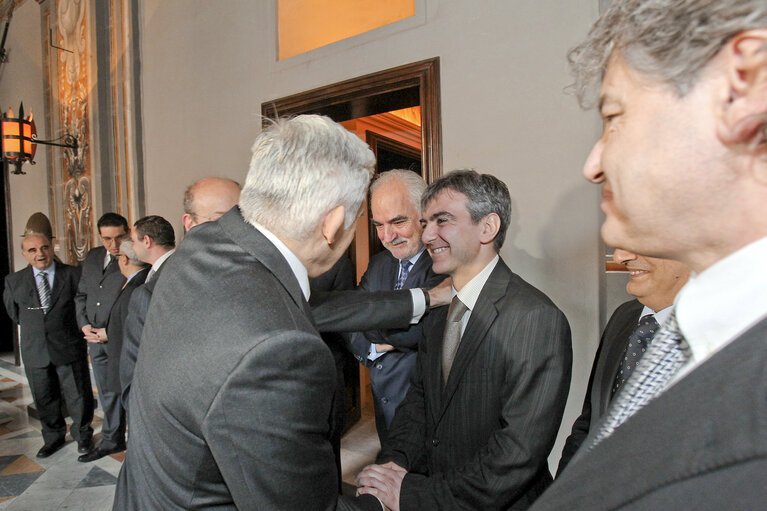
left=37, top=439, right=66, bottom=458
left=77, top=439, right=93, bottom=454
left=77, top=443, right=126, bottom=463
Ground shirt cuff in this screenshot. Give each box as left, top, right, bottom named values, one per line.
left=409, top=288, right=425, bottom=324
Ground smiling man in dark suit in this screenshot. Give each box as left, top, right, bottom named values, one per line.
left=350, top=169, right=446, bottom=446
left=530, top=1, right=767, bottom=509
left=3, top=233, right=94, bottom=458
left=114, top=115, right=410, bottom=510
left=357, top=170, right=572, bottom=511
left=557, top=249, right=689, bottom=474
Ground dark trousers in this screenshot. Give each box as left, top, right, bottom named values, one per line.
left=89, top=343, right=125, bottom=448
left=26, top=357, right=94, bottom=445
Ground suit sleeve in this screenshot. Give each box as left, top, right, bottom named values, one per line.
left=120, top=285, right=151, bottom=404
left=556, top=335, right=604, bottom=476
left=361, top=271, right=446, bottom=350
left=201, top=330, right=380, bottom=511
left=2, top=276, right=19, bottom=324
left=397, top=305, right=572, bottom=510
left=74, top=259, right=90, bottom=329
left=311, top=289, right=413, bottom=333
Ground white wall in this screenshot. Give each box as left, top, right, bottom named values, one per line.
left=0, top=0, right=51, bottom=270
left=139, top=0, right=603, bottom=471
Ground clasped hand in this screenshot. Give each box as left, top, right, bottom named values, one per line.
left=355, top=462, right=406, bottom=511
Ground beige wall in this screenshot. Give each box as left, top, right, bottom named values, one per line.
left=4, top=0, right=605, bottom=470
left=1, top=0, right=51, bottom=270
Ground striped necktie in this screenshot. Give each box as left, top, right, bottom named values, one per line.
left=37, top=272, right=51, bottom=313
left=394, top=260, right=411, bottom=290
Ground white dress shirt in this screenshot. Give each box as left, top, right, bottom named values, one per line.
left=672, top=235, right=767, bottom=384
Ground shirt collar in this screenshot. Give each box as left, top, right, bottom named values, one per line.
left=453, top=255, right=500, bottom=311
left=401, top=246, right=426, bottom=267
left=151, top=249, right=175, bottom=273
left=640, top=304, right=673, bottom=327
left=252, top=222, right=310, bottom=301
left=675, top=235, right=767, bottom=366
left=32, top=263, right=55, bottom=277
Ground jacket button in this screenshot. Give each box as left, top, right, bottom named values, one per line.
left=99, top=285, right=103, bottom=289
left=432, top=438, right=439, bottom=447
left=96, top=302, right=100, bottom=306
left=375, top=364, right=383, bottom=370
left=381, top=397, right=389, bottom=404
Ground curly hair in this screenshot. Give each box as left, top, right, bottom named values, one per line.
left=568, top=0, right=767, bottom=107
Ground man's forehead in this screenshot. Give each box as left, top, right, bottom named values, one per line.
left=23, top=235, right=50, bottom=249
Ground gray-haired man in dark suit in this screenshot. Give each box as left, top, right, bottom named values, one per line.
left=3, top=234, right=93, bottom=458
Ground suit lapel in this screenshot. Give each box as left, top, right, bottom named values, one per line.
left=383, top=254, right=399, bottom=289
left=438, top=260, right=511, bottom=420
left=23, top=267, right=41, bottom=307
left=598, top=303, right=642, bottom=413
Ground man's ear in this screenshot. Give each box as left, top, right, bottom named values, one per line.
left=479, top=213, right=501, bottom=246
left=182, top=214, right=194, bottom=233
left=321, top=205, right=346, bottom=245
left=718, top=29, right=767, bottom=147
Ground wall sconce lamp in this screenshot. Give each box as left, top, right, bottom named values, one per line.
left=1, top=102, right=78, bottom=175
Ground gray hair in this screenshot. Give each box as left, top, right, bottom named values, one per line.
left=568, top=0, right=767, bottom=107
left=370, top=169, right=427, bottom=215
left=421, top=169, right=511, bottom=252
left=119, top=240, right=144, bottom=267
left=239, top=115, right=375, bottom=240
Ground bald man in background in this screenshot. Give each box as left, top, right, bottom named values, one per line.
left=182, top=177, right=242, bottom=233
left=120, top=177, right=242, bottom=404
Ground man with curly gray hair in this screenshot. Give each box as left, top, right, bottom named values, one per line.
left=532, top=1, right=767, bottom=509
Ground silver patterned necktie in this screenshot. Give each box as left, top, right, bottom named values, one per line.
left=442, top=296, right=469, bottom=384
left=37, top=271, right=51, bottom=313
left=590, top=311, right=690, bottom=448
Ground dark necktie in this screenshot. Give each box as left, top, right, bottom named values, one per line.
left=394, top=260, right=411, bottom=290
left=37, top=272, right=51, bottom=313
left=591, top=311, right=690, bottom=448
left=442, top=296, right=469, bottom=384
left=611, top=314, right=659, bottom=398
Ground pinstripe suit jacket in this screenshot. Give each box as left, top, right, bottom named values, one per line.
left=379, top=258, right=572, bottom=510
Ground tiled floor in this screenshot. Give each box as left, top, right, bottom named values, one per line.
left=0, top=353, right=378, bottom=509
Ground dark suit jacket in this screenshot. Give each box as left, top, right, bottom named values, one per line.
left=379, top=259, right=572, bottom=510
left=3, top=262, right=85, bottom=368
left=557, top=299, right=643, bottom=474
left=105, top=267, right=149, bottom=393
left=75, top=246, right=126, bottom=329
left=350, top=250, right=446, bottom=429
left=114, top=207, right=396, bottom=511
left=119, top=266, right=164, bottom=405
left=530, top=316, right=767, bottom=510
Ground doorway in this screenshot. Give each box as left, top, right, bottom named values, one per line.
left=261, top=57, right=442, bottom=430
